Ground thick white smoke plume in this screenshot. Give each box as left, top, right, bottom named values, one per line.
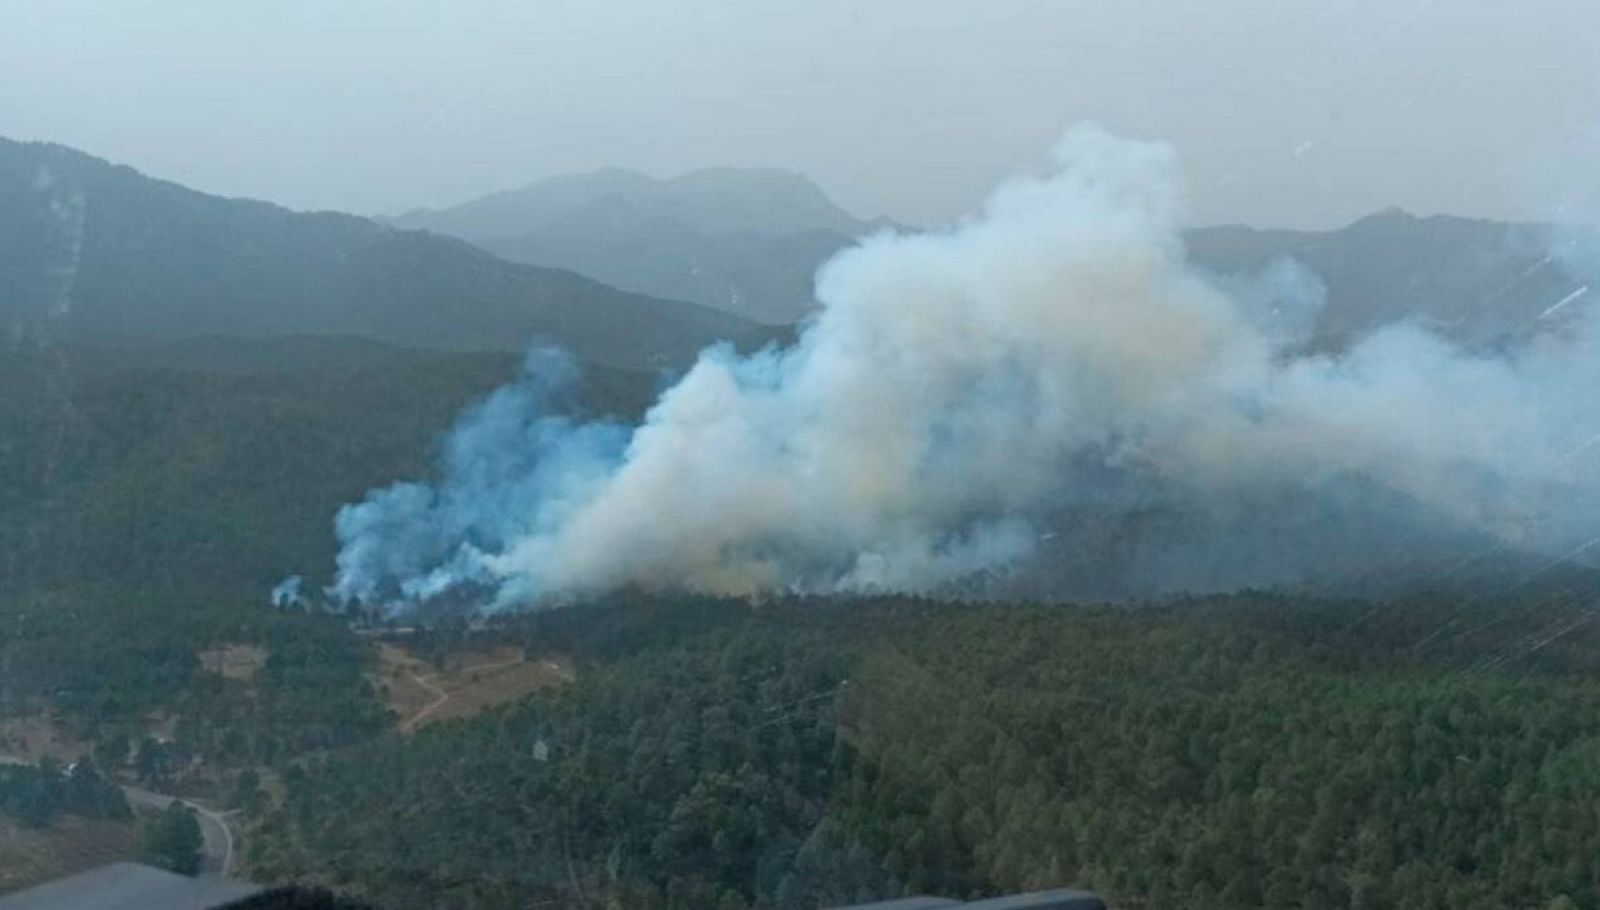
left=324, top=125, right=1600, bottom=615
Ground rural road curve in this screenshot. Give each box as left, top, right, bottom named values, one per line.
left=120, top=784, right=235, bottom=879
left=0, top=754, right=234, bottom=879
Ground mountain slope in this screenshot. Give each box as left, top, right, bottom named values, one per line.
left=0, top=335, right=658, bottom=599
left=1187, top=209, right=1593, bottom=349
left=249, top=590, right=1600, bottom=910
left=394, top=166, right=865, bottom=240
left=0, top=335, right=656, bottom=746
left=390, top=167, right=876, bottom=324
left=392, top=161, right=1594, bottom=340
left=0, top=139, right=770, bottom=369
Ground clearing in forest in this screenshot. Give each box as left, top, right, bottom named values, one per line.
left=197, top=644, right=269, bottom=681
left=373, top=644, right=573, bottom=733
left=0, top=716, right=89, bottom=764
left=0, top=816, right=138, bottom=895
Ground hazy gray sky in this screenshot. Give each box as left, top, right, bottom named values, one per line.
left=3, top=0, right=1596, bottom=228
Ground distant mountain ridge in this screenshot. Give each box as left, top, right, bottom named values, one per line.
left=394, top=166, right=868, bottom=239
left=389, top=166, right=880, bottom=324
left=0, top=139, right=771, bottom=369
left=1186, top=208, right=1594, bottom=350
left=392, top=164, right=1595, bottom=342
left=5, top=135, right=1590, bottom=365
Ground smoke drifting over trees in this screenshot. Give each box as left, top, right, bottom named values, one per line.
left=326, top=126, right=1600, bottom=615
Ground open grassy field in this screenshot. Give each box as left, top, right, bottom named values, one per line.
left=0, top=816, right=138, bottom=895
left=374, top=644, right=573, bottom=733
left=0, top=715, right=90, bottom=764
left=197, top=644, right=269, bottom=682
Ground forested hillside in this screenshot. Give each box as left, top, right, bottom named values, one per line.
left=0, top=336, right=656, bottom=754
left=0, top=138, right=772, bottom=368
left=394, top=155, right=1596, bottom=350
left=249, top=587, right=1600, bottom=910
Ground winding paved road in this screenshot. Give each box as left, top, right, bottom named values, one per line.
left=119, top=784, right=235, bottom=878
left=0, top=754, right=234, bottom=878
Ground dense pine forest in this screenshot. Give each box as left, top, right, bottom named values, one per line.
left=0, top=338, right=653, bottom=757
left=10, top=335, right=1600, bottom=910
left=0, top=757, right=128, bottom=828
left=5, top=25, right=1600, bottom=908
left=247, top=587, right=1600, bottom=910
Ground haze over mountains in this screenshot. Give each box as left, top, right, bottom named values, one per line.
left=309, top=125, right=1600, bottom=613
left=4, top=134, right=1590, bottom=369
left=0, top=138, right=769, bottom=370
left=7, top=132, right=1600, bottom=910
left=1188, top=210, right=1592, bottom=350
left=4, top=133, right=1593, bottom=607
left=394, top=161, right=1592, bottom=346
left=389, top=166, right=883, bottom=324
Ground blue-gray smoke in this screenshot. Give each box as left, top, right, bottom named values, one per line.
left=269, top=575, right=306, bottom=608
left=329, top=348, right=628, bottom=608
left=310, top=125, right=1600, bottom=616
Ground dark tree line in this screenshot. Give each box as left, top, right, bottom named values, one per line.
left=0, top=757, right=129, bottom=828
left=247, top=588, right=1600, bottom=910
left=138, top=800, right=204, bottom=875
left=0, top=338, right=656, bottom=776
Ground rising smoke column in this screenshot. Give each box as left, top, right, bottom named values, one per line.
left=323, top=125, right=1600, bottom=615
